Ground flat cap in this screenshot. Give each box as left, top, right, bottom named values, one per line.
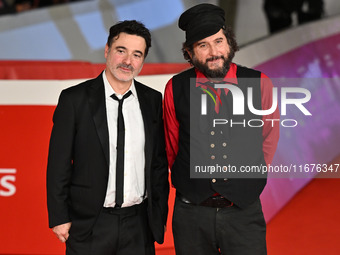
left=179, top=3, right=225, bottom=45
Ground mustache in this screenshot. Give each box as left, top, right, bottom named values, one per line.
left=206, top=56, right=225, bottom=63
left=117, top=64, right=134, bottom=71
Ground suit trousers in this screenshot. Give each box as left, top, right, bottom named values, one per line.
left=66, top=201, right=155, bottom=255
left=172, top=197, right=267, bottom=255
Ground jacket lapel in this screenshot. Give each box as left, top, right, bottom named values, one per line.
left=87, top=73, right=110, bottom=166
left=86, top=77, right=153, bottom=171
left=135, top=81, right=153, bottom=173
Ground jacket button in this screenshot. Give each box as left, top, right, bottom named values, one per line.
left=222, top=142, right=227, bottom=147
left=211, top=155, right=215, bottom=160
left=212, top=179, right=216, bottom=183
left=210, top=144, right=215, bottom=148
left=223, top=155, right=227, bottom=159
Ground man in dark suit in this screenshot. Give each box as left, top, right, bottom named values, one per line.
left=47, top=20, right=169, bottom=255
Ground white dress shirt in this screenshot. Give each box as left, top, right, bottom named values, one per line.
left=102, top=71, right=145, bottom=208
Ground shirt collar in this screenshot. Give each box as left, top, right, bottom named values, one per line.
left=195, top=62, right=238, bottom=87
left=102, top=70, right=138, bottom=100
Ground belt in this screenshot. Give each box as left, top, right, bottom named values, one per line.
left=102, top=200, right=146, bottom=215
left=177, top=193, right=233, bottom=208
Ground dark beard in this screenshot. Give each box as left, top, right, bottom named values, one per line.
left=192, top=51, right=234, bottom=80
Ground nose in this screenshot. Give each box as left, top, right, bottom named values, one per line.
left=209, top=45, right=218, bottom=56
left=123, top=54, right=132, bottom=65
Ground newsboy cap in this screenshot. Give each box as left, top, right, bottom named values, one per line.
left=178, top=3, right=226, bottom=45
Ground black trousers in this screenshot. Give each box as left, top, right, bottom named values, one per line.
left=66, top=201, right=155, bottom=255
left=172, top=197, right=267, bottom=255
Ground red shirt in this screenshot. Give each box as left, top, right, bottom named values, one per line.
left=164, top=63, right=280, bottom=169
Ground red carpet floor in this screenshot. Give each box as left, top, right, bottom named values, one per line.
left=3, top=177, right=339, bottom=255
left=267, top=177, right=340, bottom=255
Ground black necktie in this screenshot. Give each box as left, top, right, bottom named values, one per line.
left=111, top=90, right=132, bottom=207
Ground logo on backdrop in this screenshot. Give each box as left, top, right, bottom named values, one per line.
left=199, top=83, right=312, bottom=127
left=0, top=169, right=16, bottom=197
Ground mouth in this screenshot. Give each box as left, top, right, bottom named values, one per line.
left=205, top=56, right=225, bottom=69
left=209, top=60, right=221, bottom=66
left=206, top=56, right=224, bottom=66
left=206, top=56, right=223, bottom=63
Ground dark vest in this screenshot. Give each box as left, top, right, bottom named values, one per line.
left=171, top=65, right=267, bottom=208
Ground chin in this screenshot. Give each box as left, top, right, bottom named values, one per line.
left=113, top=72, right=134, bottom=82
left=208, top=63, right=223, bottom=69
left=118, top=77, right=133, bottom=83
left=208, top=66, right=222, bottom=72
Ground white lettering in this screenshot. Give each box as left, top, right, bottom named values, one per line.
left=0, top=168, right=17, bottom=197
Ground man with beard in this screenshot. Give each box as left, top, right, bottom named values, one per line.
left=163, top=3, right=279, bottom=255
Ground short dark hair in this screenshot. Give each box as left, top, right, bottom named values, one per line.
left=107, top=20, right=152, bottom=58
left=182, top=26, right=239, bottom=64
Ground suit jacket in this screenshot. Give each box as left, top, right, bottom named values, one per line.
left=47, top=73, right=169, bottom=244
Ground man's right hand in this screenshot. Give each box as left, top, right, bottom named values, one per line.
left=52, top=222, right=72, bottom=243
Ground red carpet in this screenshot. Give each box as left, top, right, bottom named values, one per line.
left=267, top=177, right=340, bottom=255
left=3, top=177, right=339, bottom=255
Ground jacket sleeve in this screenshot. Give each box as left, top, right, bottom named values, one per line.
left=46, top=90, right=75, bottom=228
left=163, top=78, right=180, bottom=169
left=261, top=73, right=280, bottom=165
left=150, top=91, right=170, bottom=244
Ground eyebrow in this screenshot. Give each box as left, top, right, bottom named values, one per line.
left=197, top=37, right=224, bottom=46
left=197, top=41, right=206, bottom=46
left=215, top=37, right=224, bottom=41
left=115, top=46, right=126, bottom=50
left=115, top=46, right=144, bottom=56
